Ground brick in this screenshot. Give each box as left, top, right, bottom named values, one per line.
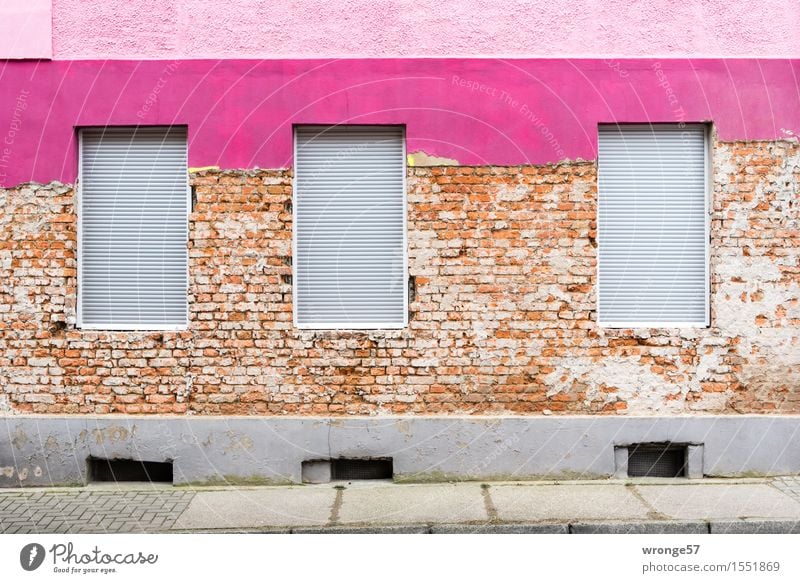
left=0, top=146, right=799, bottom=415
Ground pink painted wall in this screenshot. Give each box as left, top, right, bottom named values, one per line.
left=0, top=58, right=798, bottom=187
left=50, top=0, right=800, bottom=59
left=0, top=0, right=52, bottom=59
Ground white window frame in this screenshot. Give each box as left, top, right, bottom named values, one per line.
left=596, top=123, right=711, bottom=329
left=76, top=127, right=190, bottom=331
left=291, top=125, right=408, bottom=330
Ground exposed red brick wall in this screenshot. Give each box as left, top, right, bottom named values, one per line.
left=1, top=140, right=798, bottom=415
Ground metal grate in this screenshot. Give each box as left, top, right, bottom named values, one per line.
left=331, top=459, right=393, bottom=480
left=88, top=458, right=173, bottom=483
left=628, top=445, right=687, bottom=478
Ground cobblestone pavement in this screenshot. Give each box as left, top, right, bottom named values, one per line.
left=0, top=488, right=195, bottom=533
left=771, top=476, right=800, bottom=502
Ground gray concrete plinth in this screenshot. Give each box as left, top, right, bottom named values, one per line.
left=3, top=415, right=800, bottom=487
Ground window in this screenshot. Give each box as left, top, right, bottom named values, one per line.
left=293, top=126, right=407, bottom=329
left=78, top=127, right=188, bottom=330
left=597, top=124, right=709, bottom=327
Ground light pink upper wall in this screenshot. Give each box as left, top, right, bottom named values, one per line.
left=50, top=0, right=800, bottom=59
left=0, top=0, right=52, bottom=59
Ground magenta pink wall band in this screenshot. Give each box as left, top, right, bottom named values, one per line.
left=0, top=59, right=798, bottom=187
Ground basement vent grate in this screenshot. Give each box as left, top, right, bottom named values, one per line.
left=331, top=459, right=393, bottom=481
left=88, top=458, right=174, bottom=483
left=628, top=444, right=687, bottom=478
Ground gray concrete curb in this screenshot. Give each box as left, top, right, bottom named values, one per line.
left=164, top=520, right=800, bottom=534
left=570, top=521, right=709, bottom=534
left=709, top=520, right=800, bottom=534
left=431, top=523, right=568, bottom=534
left=294, top=525, right=431, bottom=534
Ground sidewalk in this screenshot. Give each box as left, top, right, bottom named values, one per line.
left=3, top=477, right=800, bottom=535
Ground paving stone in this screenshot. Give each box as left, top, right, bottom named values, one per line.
left=172, top=487, right=336, bottom=529
left=637, top=484, right=800, bottom=520
left=0, top=490, right=195, bottom=533
left=490, top=484, right=651, bottom=522
left=770, top=477, right=800, bottom=505
left=337, top=483, right=487, bottom=526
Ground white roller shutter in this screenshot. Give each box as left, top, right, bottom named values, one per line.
left=294, top=126, right=407, bottom=329
left=78, top=127, right=188, bottom=330
left=598, top=124, right=709, bottom=327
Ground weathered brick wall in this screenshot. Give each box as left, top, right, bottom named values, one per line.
left=1, top=139, right=798, bottom=415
